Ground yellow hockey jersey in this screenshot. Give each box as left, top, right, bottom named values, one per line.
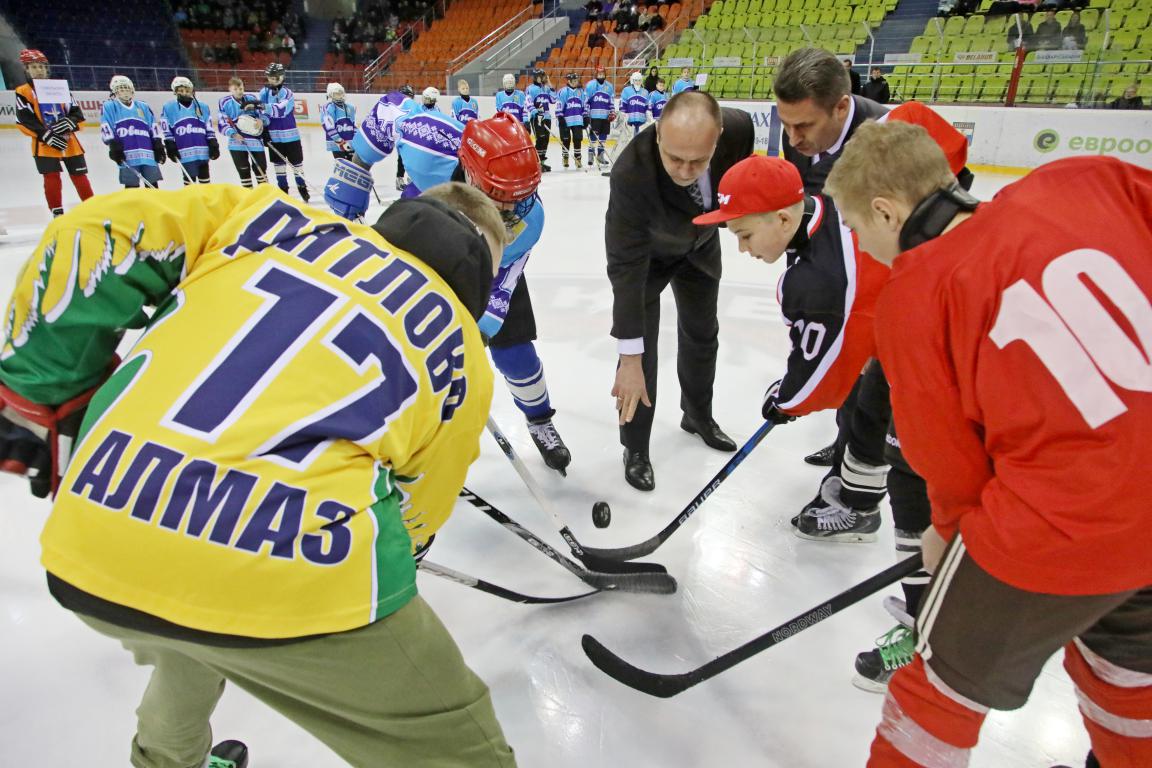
left=3, top=185, right=493, bottom=639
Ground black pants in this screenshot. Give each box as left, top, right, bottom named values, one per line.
left=489, top=275, right=537, bottom=349
left=558, top=122, right=584, bottom=158
left=396, top=154, right=405, bottom=179
left=332, top=150, right=354, bottom=161
left=619, top=258, right=719, bottom=452
left=885, top=421, right=933, bottom=617
left=589, top=117, right=611, bottom=148
left=826, top=359, right=892, bottom=508
left=532, top=117, right=551, bottom=161
left=229, top=149, right=267, bottom=187
left=268, top=139, right=304, bottom=166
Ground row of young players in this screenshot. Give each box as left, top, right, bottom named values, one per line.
left=486, top=68, right=687, bottom=172
left=96, top=64, right=315, bottom=199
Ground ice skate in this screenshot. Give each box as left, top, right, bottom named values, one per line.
left=527, top=415, right=571, bottom=475
left=208, top=739, right=248, bottom=768
left=852, top=624, right=914, bottom=693
left=793, top=477, right=880, bottom=542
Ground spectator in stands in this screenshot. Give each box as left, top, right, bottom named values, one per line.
left=589, top=22, right=607, bottom=48
left=1062, top=11, right=1087, bottom=49
left=638, top=8, right=654, bottom=30
left=862, top=67, right=890, bottom=104
left=844, top=59, right=861, bottom=95
left=585, top=0, right=603, bottom=20
left=644, top=65, right=661, bottom=92
left=1006, top=14, right=1034, bottom=50
left=1109, top=84, right=1144, bottom=110
left=648, top=12, right=665, bottom=30
left=1035, top=10, right=1062, bottom=49
left=280, top=34, right=296, bottom=57
left=173, top=6, right=188, bottom=24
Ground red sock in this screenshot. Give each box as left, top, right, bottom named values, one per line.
left=43, top=172, right=63, bottom=212
left=69, top=173, right=94, bottom=201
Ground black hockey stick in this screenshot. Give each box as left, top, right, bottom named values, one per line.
left=580, top=420, right=777, bottom=562
left=461, top=488, right=677, bottom=594
left=581, top=555, right=922, bottom=697
left=419, top=560, right=598, bottom=604
left=485, top=418, right=670, bottom=576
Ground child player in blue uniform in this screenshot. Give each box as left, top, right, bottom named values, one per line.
left=556, top=71, right=587, bottom=169
left=452, top=79, right=478, bottom=124
left=322, top=82, right=357, bottom=160
left=649, top=77, right=668, bottom=119
left=101, top=75, right=165, bottom=189
left=584, top=65, right=615, bottom=168
left=161, top=76, right=218, bottom=184
left=495, top=74, right=528, bottom=127
left=393, top=87, right=463, bottom=199
left=259, top=63, right=309, bottom=202
left=217, top=77, right=269, bottom=188
left=525, top=69, right=555, bottom=172
left=323, top=112, right=573, bottom=473
left=619, top=71, right=650, bottom=136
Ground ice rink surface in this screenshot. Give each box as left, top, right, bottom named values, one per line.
left=0, top=128, right=1091, bottom=767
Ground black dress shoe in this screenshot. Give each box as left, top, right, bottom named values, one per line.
left=680, top=414, right=737, bottom=452
left=804, top=442, right=836, bottom=466
left=623, top=448, right=654, bottom=491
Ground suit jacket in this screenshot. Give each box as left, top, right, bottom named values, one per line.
left=783, top=95, right=888, bottom=195
left=606, top=106, right=755, bottom=340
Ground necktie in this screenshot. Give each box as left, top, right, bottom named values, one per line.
left=688, top=181, right=705, bottom=210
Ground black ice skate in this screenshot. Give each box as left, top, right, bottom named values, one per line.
left=527, top=415, right=571, bottom=475
left=297, top=183, right=310, bottom=203
left=207, top=739, right=248, bottom=768
left=793, top=477, right=880, bottom=543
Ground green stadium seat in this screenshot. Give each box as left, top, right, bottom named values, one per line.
left=963, top=15, right=985, bottom=34
left=1079, top=8, right=1099, bottom=30
left=1123, top=9, right=1150, bottom=29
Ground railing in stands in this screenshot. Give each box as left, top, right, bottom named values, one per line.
left=362, top=0, right=452, bottom=87
left=444, top=3, right=541, bottom=75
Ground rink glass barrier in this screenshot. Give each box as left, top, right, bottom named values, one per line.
left=1, top=88, right=1149, bottom=171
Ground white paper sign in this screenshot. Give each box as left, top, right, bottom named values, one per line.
left=712, top=56, right=743, bottom=67
left=695, top=73, right=709, bottom=87
left=668, top=57, right=695, bottom=67
left=884, top=52, right=923, bottom=64
left=1034, top=49, right=1083, bottom=63
left=33, top=79, right=72, bottom=105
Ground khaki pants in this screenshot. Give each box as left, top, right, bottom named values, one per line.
left=78, top=596, right=517, bottom=768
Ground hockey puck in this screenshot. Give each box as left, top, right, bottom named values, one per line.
left=591, top=501, right=612, bottom=529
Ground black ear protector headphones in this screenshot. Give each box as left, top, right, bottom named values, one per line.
left=898, top=182, right=980, bottom=252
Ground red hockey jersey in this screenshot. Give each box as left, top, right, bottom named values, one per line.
left=876, top=157, right=1152, bottom=595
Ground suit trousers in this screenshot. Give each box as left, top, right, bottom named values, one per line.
left=620, top=257, right=719, bottom=452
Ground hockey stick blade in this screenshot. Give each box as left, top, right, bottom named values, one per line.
left=460, top=489, right=678, bottom=594
left=582, top=555, right=922, bottom=697
left=420, top=561, right=599, bottom=604
left=483, top=419, right=671, bottom=575
left=579, top=421, right=778, bottom=562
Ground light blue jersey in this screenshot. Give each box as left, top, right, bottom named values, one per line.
left=526, top=84, right=556, bottom=121
left=217, top=94, right=268, bottom=153
left=495, top=89, right=528, bottom=123
left=584, top=79, right=615, bottom=120
left=322, top=100, right=357, bottom=152
left=556, top=86, right=587, bottom=127
left=100, top=98, right=162, bottom=167
left=160, top=98, right=213, bottom=162
left=478, top=198, right=545, bottom=338
left=258, top=85, right=300, bottom=143
left=393, top=108, right=464, bottom=196
left=620, top=85, right=650, bottom=125
left=672, top=77, right=697, bottom=95
left=649, top=90, right=668, bottom=119
left=452, top=96, right=479, bottom=123
left=350, top=91, right=414, bottom=166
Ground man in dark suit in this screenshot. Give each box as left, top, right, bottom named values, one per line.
left=776, top=48, right=888, bottom=195
left=606, top=91, right=754, bottom=491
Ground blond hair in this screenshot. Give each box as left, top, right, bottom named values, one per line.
left=825, top=121, right=955, bottom=219
left=228, top=77, right=244, bottom=88
left=420, top=182, right=509, bottom=264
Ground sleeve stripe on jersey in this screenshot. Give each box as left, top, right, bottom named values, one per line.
left=777, top=197, right=858, bottom=412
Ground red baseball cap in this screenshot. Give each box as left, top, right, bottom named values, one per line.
left=693, top=156, right=805, bottom=226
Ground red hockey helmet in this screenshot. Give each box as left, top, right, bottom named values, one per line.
left=19, top=49, right=49, bottom=66
left=459, top=113, right=541, bottom=206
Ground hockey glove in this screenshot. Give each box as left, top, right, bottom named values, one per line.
left=152, top=138, right=166, bottom=165
left=208, top=139, right=220, bottom=160
left=0, top=383, right=99, bottom=499
left=261, top=128, right=272, bottom=146
left=761, top=379, right=796, bottom=425
left=51, top=116, right=78, bottom=135
left=608, top=110, right=617, bottom=123
left=41, top=129, right=69, bottom=151
left=164, top=139, right=181, bottom=163
left=107, top=139, right=126, bottom=164
left=324, top=157, right=373, bottom=220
